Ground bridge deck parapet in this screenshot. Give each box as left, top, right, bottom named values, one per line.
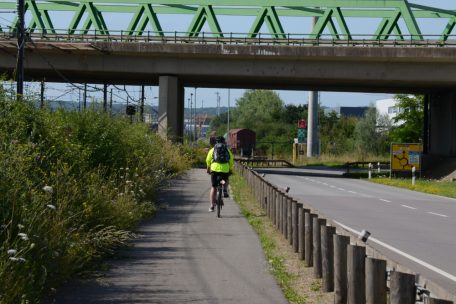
left=3, top=31, right=456, bottom=48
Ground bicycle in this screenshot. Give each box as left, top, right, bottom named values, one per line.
left=214, top=176, right=226, bottom=218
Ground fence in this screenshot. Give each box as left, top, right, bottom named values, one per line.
left=3, top=30, right=456, bottom=48
left=235, top=162, right=455, bottom=304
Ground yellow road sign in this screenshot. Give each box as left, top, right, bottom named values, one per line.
left=391, top=143, right=423, bottom=171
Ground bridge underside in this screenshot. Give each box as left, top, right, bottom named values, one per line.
left=1, top=42, right=456, bottom=92
left=1, top=41, right=456, bottom=160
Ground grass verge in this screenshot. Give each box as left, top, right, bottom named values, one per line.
left=230, top=173, right=332, bottom=304
left=369, top=177, right=456, bottom=199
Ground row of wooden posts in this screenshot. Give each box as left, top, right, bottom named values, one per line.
left=236, top=163, right=453, bottom=304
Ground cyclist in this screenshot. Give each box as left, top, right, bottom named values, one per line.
left=206, top=136, right=234, bottom=212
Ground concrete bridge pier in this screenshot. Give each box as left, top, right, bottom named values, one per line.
left=423, top=92, right=456, bottom=173
left=428, top=92, right=456, bottom=156
left=158, top=75, right=184, bottom=142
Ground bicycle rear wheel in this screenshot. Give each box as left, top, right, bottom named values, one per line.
left=216, top=187, right=222, bottom=218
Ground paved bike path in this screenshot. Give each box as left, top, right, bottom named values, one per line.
left=53, top=169, right=288, bottom=304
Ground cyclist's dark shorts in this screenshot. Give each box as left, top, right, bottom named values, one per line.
left=211, top=172, right=230, bottom=187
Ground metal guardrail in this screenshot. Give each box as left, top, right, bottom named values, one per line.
left=237, top=159, right=294, bottom=168
left=2, top=30, right=456, bottom=48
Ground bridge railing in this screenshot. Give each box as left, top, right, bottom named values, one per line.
left=3, top=30, right=456, bottom=48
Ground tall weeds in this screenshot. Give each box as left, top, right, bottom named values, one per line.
left=0, top=98, right=190, bottom=303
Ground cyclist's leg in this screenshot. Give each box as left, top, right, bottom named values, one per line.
left=223, top=176, right=229, bottom=197
left=209, top=173, right=218, bottom=211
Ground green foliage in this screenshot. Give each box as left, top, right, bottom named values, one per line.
left=389, top=94, right=424, bottom=143
left=0, top=99, right=190, bottom=303
left=354, top=107, right=390, bottom=158
left=232, top=90, right=284, bottom=129
left=320, top=111, right=357, bottom=155
left=209, top=89, right=396, bottom=160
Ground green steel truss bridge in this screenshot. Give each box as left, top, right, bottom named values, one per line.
left=1, top=0, right=456, bottom=44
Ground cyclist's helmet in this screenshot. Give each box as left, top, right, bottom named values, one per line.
left=215, top=136, right=225, bottom=144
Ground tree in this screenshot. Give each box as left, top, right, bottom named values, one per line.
left=354, top=106, right=390, bottom=158
left=389, top=94, right=424, bottom=143
left=232, top=90, right=284, bottom=129
left=320, top=111, right=358, bottom=155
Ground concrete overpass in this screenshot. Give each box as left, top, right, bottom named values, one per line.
left=1, top=37, right=456, bottom=159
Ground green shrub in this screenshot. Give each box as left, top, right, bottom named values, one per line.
left=0, top=99, right=190, bottom=303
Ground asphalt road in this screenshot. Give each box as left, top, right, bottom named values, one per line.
left=53, top=169, right=288, bottom=304
left=257, top=168, right=456, bottom=298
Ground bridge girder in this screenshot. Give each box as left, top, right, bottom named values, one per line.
left=1, top=1, right=456, bottom=41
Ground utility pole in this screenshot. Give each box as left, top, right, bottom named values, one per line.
left=78, top=88, right=81, bottom=111
left=16, top=0, right=25, bottom=99
left=194, top=87, right=197, bottom=140
left=83, top=83, right=87, bottom=110
left=227, top=89, right=230, bottom=145
left=40, top=80, right=45, bottom=108
left=190, top=92, right=193, bottom=142
left=103, top=84, right=108, bottom=112
left=216, top=91, right=220, bottom=116
left=140, top=85, right=145, bottom=122
left=187, top=98, right=191, bottom=138
left=109, top=88, right=113, bottom=114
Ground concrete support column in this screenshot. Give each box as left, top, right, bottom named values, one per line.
left=158, top=76, right=184, bottom=142
left=307, top=91, right=319, bottom=157
left=428, top=92, right=456, bottom=156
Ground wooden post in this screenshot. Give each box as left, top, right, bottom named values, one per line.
left=281, top=195, right=286, bottom=236
left=273, top=188, right=277, bottom=225
left=263, top=181, right=267, bottom=210
left=298, top=208, right=310, bottom=260
left=278, top=193, right=283, bottom=234
left=290, top=201, right=297, bottom=246
left=276, top=190, right=280, bottom=228
left=292, top=201, right=300, bottom=252
left=424, top=298, right=453, bottom=304
left=271, top=188, right=276, bottom=225
left=390, top=271, right=416, bottom=304
left=334, top=234, right=350, bottom=304
left=305, top=213, right=316, bottom=267
left=268, top=186, right=273, bottom=219
left=347, top=245, right=366, bottom=304
left=366, top=257, right=387, bottom=304
left=321, top=225, right=336, bottom=292
left=276, top=191, right=281, bottom=230
left=274, top=190, right=279, bottom=228
left=261, top=181, right=265, bottom=210
left=287, top=197, right=292, bottom=242
left=313, top=218, right=326, bottom=278
left=283, top=196, right=288, bottom=238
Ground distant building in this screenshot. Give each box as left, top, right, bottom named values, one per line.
left=324, top=106, right=369, bottom=118
left=375, top=98, right=403, bottom=125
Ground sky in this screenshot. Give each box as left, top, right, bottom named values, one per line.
left=2, top=0, right=455, bottom=109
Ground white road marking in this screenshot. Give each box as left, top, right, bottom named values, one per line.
left=338, top=188, right=345, bottom=191
left=334, top=221, right=456, bottom=283
left=401, top=204, right=417, bottom=210
left=380, top=199, right=392, bottom=203
left=428, top=212, right=448, bottom=218
left=322, top=183, right=328, bottom=186
left=348, top=191, right=357, bottom=194
left=330, top=185, right=336, bottom=188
